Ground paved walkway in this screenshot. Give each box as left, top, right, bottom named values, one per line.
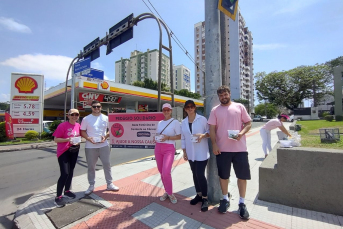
left=13, top=124, right=343, bottom=229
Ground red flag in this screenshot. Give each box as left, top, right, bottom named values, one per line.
left=5, top=113, right=14, bottom=140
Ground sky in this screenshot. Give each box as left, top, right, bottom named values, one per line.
left=0, top=0, right=342, bottom=105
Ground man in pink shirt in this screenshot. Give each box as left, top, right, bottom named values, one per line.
left=208, top=85, right=252, bottom=219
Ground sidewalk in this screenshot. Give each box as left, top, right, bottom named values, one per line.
left=13, top=125, right=343, bottom=229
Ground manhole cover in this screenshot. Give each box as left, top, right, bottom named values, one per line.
left=45, top=196, right=104, bottom=229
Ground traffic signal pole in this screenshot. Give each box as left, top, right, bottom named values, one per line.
left=205, top=0, right=223, bottom=204
left=64, top=13, right=174, bottom=116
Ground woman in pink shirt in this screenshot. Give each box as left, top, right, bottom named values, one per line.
left=260, top=114, right=291, bottom=157
left=52, top=109, right=81, bottom=207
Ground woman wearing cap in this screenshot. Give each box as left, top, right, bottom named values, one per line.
left=155, top=103, right=181, bottom=204
left=181, top=100, right=210, bottom=212
left=260, top=114, right=292, bottom=158
left=52, top=109, right=81, bottom=207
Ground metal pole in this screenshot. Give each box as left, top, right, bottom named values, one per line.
left=134, top=14, right=171, bottom=111
left=205, top=0, right=223, bottom=204
left=64, top=57, right=78, bottom=121
left=71, top=64, right=75, bottom=109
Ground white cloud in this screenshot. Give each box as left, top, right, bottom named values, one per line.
left=0, top=54, right=73, bottom=81
left=91, top=62, right=104, bottom=70
left=254, top=43, right=287, bottom=51
left=104, top=75, right=109, bottom=80
left=0, top=17, right=32, bottom=33
left=0, top=93, right=10, bottom=102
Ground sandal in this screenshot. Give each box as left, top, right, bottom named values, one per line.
left=168, top=194, right=177, bottom=204
left=160, top=192, right=168, bottom=201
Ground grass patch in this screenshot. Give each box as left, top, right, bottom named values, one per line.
left=297, top=120, right=343, bottom=150
left=0, top=138, right=46, bottom=145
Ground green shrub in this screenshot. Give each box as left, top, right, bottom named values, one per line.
left=0, top=122, right=7, bottom=142
left=25, top=130, right=39, bottom=140
left=335, top=115, right=343, bottom=121
left=40, top=131, right=53, bottom=140
left=325, top=115, right=334, bottom=122
left=49, top=120, right=62, bottom=133
left=321, top=111, right=330, bottom=118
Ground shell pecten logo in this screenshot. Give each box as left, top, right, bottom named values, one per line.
left=101, top=81, right=109, bottom=89
left=15, top=77, right=38, bottom=93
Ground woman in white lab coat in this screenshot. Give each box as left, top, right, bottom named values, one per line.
left=181, top=100, right=210, bottom=212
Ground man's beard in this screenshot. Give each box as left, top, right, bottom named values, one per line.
left=220, top=98, right=230, bottom=105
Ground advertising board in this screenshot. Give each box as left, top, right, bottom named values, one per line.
left=109, top=112, right=164, bottom=149
left=10, top=73, right=44, bottom=137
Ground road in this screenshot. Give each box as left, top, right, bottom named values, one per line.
left=0, top=121, right=265, bottom=229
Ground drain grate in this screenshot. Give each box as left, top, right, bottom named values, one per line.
left=45, top=196, right=104, bottom=229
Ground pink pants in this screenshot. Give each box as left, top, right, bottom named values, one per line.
left=154, top=143, right=175, bottom=195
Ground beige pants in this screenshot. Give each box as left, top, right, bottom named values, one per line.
left=85, top=145, right=112, bottom=185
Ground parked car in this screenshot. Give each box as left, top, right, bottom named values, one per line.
left=253, top=115, right=263, bottom=122
left=42, top=121, right=53, bottom=133
left=289, top=115, right=294, bottom=122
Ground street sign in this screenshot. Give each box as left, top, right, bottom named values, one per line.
left=106, top=14, right=134, bottom=55
left=83, top=37, right=100, bottom=61
left=218, top=0, right=239, bottom=21
left=82, top=68, right=104, bottom=80
left=73, top=58, right=91, bottom=77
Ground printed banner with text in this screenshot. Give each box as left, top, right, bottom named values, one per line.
left=109, top=112, right=164, bottom=149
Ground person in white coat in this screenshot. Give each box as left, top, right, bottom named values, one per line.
left=181, top=100, right=210, bottom=212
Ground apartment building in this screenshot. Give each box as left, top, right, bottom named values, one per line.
left=173, top=64, right=191, bottom=91
left=194, top=9, right=254, bottom=112
left=115, top=49, right=171, bottom=88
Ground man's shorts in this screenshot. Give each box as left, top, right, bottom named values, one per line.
left=216, top=152, right=251, bottom=180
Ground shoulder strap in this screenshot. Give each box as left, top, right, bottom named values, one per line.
left=160, top=119, right=174, bottom=134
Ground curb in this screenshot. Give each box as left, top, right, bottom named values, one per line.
left=0, top=142, right=57, bottom=153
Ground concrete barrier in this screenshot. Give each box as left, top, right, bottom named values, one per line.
left=259, top=145, right=343, bottom=216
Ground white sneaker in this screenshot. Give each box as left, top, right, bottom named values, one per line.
left=107, top=183, right=119, bottom=191
left=85, top=185, right=94, bottom=195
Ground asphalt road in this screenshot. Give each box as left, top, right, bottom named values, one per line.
left=0, top=121, right=265, bottom=229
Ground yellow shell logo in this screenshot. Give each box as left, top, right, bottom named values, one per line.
left=15, top=77, right=38, bottom=93
left=101, top=81, right=109, bottom=89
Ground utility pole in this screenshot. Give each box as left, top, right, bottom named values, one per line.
left=205, top=0, right=223, bottom=204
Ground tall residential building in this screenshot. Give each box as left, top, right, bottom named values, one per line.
left=115, top=49, right=171, bottom=87
left=194, top=8, right=254, bottom=112
left=173, top=64, right=191, bottom=91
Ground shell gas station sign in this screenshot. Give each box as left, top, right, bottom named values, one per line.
left=10, top=73, right=44, bottom=137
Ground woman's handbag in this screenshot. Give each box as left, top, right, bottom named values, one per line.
left=68, top=144, right=80, bottom=153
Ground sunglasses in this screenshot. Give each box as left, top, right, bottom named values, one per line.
left=185, top=106, right=195, bottom=109
left=162, top=109, right=171, bottom=112
left=92, top=106, right=101, bottom=108
left=69, top=113, right=79, bottom=116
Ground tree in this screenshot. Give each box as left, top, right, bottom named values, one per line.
left=174, top=89, right=201, bottom=99
left=0, top=102, right=10, bottom=111
left=233, top=98, right=249, bottom=105
left=254, top=103, right=278, bottom=119
left=255, top=64, right=332, bottom=110
left=326, top=56, right=343, bottom=74
left=132, top=81, right=144, bottom=88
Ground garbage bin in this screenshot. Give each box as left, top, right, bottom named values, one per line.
left=295, top=124, right=301, bottom=131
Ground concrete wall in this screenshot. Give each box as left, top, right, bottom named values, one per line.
left=259, top=146, right=343, bottom=216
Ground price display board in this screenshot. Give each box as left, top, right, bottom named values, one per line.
left=10, top=73, right=44, bottom=137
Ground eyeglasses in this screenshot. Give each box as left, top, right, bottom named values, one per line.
left=92, top=106, right=101, bottom=109
left=185, top=106, right=195, bottom=109
left=69, top=113, right=79, bottom=116
left=162, top=109, right=171, bottom=112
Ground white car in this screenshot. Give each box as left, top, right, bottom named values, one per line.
left=253, top=115, right=263, bottom=122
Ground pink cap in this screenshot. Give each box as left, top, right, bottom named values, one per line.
left=162, top=103, right=172, bottom=109
left=280, top=114, right=289, bottom=119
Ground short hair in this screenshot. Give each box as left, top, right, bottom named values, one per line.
left=217, top=85, right=231, bottom=95
left=91, top=100, right=101, bottom=106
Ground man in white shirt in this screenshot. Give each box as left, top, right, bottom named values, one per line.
left=80, top=100, right=119, bottom=195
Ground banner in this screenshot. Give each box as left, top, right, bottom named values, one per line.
left=109, top=112, right=164, bottom=149
left=5, top=113, right=14, bottom=140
